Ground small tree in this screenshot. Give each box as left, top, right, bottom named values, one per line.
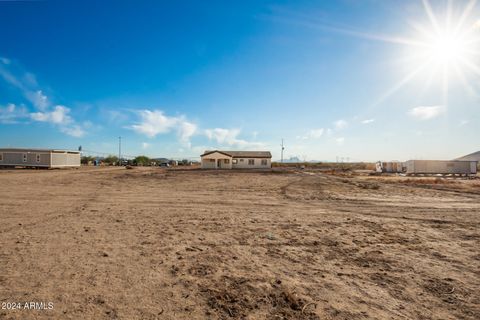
left=134, top=155, right=150, bottom=166
left=81, top=155, right=95, bottom=165
left=104, top=155, right=119, bottom=165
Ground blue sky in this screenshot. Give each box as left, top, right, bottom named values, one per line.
left=0, top=0, right=479, bottom=161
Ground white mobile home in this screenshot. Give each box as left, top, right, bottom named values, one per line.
left=201, top=150, right=272, bottom=169
left=0, top=148, right=81, bottom=168
left=405, top=160, right=477, bottom=176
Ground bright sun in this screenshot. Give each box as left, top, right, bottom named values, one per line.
left=428, top=32, right=467, bottom=64
left=296, top=0, right=480, bottom=106
left=373, top=0, right=480, bottom=106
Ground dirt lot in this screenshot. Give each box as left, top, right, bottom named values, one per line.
left=0, top=167, right=479, bottom=320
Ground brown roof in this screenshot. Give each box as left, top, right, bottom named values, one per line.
left=201, top=150, right=272, bottom=158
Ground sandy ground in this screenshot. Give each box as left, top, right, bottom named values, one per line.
left=0, top=167, right=479, bottom=320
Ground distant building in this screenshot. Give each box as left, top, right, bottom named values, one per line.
left=376, top=161, right=404, bottom=173
left=455, top=151, right=480, bottom=162
left=200, top=150, right=272, bottom=169
left=0, top=148, right=80, bottom=168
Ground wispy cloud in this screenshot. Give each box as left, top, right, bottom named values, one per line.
left=0, top=57, right=10, bottom=65
left=0, top=103, right=28, bottom=124
left=105, top=109, right=129, bottom=124
left=130, top=110, right=262, bottom=150
left=30, top=106, right=86, bottom=137
left=308, top=128, right=324, bottom=138
left=0, top=64, right=25, bottom=90
left=204, top=128, right=264, bottom=149
left=130, top=110, right=178, bottom=137
left=178, top=120, right=197, bottom=148
left=408, top=106, right=444, bottom=120
left=0, top=58, right=88, bottom=137
left=334, top=119, right=348, bottom=130
left=60, top=125, right=86, bottom=138
left=335, top=137, right=345, bottom=145
left=30, top=105, right=72, bottom=124
left=129, top=109, right=197, bottom=147
left=298, top=128, right=324, bottom=140
left=142, top=142, right=150, bottom=149
left=361, top=118, right=375, bottom=124
left=27, top=90, right=48, bottom=110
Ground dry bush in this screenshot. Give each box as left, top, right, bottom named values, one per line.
left=403, top=178, right=458, bottom=185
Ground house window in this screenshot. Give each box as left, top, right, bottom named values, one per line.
left=232, top=159, right=238, bottom=164
left=261, top=159, right=267, bottom=166
left=240, top=159, right=244, bottom=162
left=209, top=159, right=215, bottom=162
left=224, top=159, right=230, bottom=164
left=0, top=153, right=3, bottom=161
left=248, top=159, right=255, bottom=165
left=36, top=154, right=41, bottom=163
left=22, top=153, right=27, bottom=162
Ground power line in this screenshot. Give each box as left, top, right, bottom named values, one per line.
left=118, top=136, right=122, bottom=166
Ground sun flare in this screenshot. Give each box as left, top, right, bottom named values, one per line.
left=428, top=32, right=467, bottom=64
left=372, top=0, right=480, bottom=107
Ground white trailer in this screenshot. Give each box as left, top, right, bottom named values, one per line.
left=376, top=161, right=404, bottom=173
left=0, top=148, right=80, bottom=168
left=405, top=160, right=477, bottom=176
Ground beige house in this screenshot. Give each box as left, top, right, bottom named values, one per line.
left=200, top=150, right=272, bottom=169
left=0, top=148, right=81, bottom=168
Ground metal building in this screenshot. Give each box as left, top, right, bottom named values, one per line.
left=405, top=160, right=477, bottom=176
left=0, top=148, right=81, bottom=168
left=455, top=150, right=480, bottom=162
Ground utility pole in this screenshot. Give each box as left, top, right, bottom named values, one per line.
left=118, top=136, right=121, bottom=166
left=280, top=139, right=285, bottom=163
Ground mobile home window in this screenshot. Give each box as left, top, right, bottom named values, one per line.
left=232, top=159, right=237, bottom=164
left=261, top=159, right=267, bottom=166
left=36, top=154, right=41, bottom=163
left=22, top=153, right=27, bottom=162
left=224, top=159, right=230, bottom=164
left=240, top=159, right=244, bottom=162
left=248, top=159, right=254, bottom=165
left=0, top=153, right=3, bottom=161
left=209, top=159, right=215, bottom=162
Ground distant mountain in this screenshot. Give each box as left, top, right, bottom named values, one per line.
left=275, top=157, right=331, bottom=163
left=278, top=156, right=301, bottom=163
left=456, top=151, right=480, bottom=161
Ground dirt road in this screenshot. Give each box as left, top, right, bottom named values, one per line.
left=0, top=167, right=479, bottom=319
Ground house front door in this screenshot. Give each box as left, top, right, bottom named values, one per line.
left=217, top=159, right=221, bottom=169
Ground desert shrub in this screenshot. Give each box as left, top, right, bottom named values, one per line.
left=104, top=155, right=119, bottom=165
left=134, top=155, right=151, bottom=166
left=81, top=156, right=95, bottom=165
